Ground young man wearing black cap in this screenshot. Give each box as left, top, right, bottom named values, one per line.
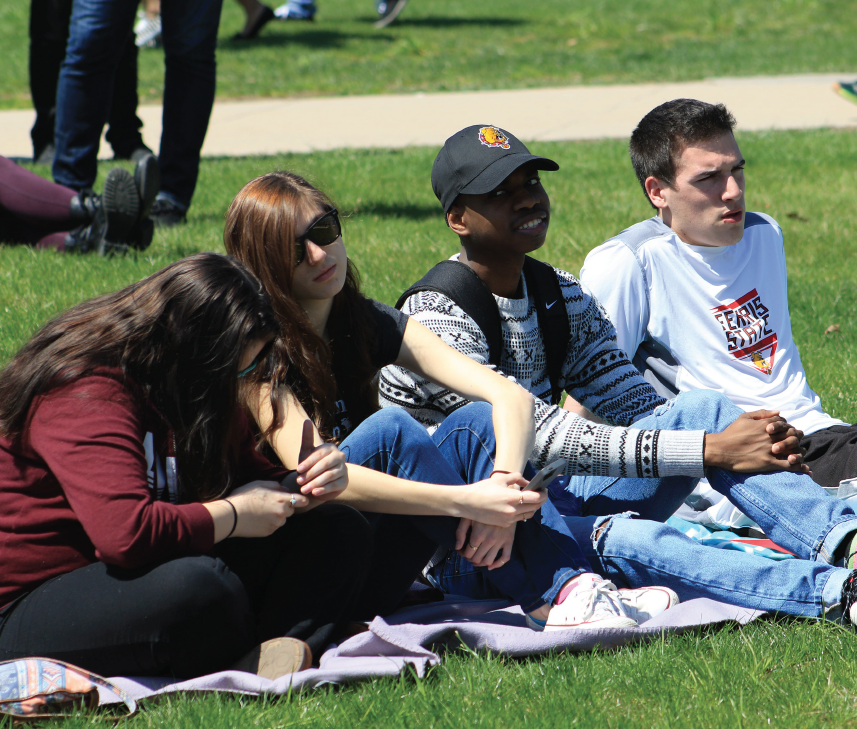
left=378, top=124, right=857, bottom=616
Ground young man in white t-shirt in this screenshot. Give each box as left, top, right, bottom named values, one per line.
left=580, top=98, right=856, bottom=491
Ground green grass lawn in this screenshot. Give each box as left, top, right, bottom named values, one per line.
left=2, top=127, right=857, bottom=726
left=7, top=620, right=857, bottom=728
left=2, top=0, right=857, bottom=109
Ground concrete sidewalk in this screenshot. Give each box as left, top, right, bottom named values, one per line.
left=2, top=73, right=855, bottom=160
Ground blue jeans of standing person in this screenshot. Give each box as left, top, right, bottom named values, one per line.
left=339, top=403, right=589, bottom=621
left=557, top=389, right=857, bottom=563
left=53, top=0, right=222, bottom=209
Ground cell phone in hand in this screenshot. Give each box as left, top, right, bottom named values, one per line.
left=280, top=471, right=302, bottom=494
left=522, top=459, right=567, bottom=492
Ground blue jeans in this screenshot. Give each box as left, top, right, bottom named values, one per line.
left=567, top=513, right=851, bottom=618
left=431, top=390, right=857, bottom=617
left=339, top=403, right=589, bottom=618
left=557, top=389, right=857, bottom=564
left=53, top=0, right=222, bottom=207
left=432, top=509, right=851, bottom=618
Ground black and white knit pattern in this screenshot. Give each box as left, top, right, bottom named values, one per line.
left=379, top=265, right=705, bottom=478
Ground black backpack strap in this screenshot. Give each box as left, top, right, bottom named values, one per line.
left=522, top=257, right=570, bottom=405
left=395, top=260, right=503, bottom=368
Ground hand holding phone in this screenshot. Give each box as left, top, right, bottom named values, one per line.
left=522, top=458, right=567, bottom=492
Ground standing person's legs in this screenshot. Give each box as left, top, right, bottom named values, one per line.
left=156, top=0, right=223, bottom=214
left=28, top=0, right=72, bottom=162
left=0, top=557, right=256, bottom=678
left=53, top=0, right=137, bottom=191
left=104, top=33, right=147, bottom=159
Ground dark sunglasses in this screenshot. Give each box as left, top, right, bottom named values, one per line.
left=238, top=340, right=274, bottom=379
left=295, top=208, right=342, bottom=265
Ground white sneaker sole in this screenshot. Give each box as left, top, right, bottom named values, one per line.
left=544, top=616, right=637, bottom=632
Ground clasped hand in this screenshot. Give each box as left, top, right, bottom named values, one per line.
left=455, top=471, right=547, bottom=571
left=703, top=410, right=809, bottom=474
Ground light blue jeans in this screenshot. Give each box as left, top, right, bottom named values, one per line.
left=558, top=389, right=857, bottom=564
left=431, top=390, right=856, bottom=618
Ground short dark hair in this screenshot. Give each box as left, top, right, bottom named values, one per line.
left=629, top=99, right=737, bottom=209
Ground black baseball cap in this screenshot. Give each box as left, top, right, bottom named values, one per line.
left=431, top=125, right=559, bottom=213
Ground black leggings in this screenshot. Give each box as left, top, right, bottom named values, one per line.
left=0, top=504, right=371, bottom=679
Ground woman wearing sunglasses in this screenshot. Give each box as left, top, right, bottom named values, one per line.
left=223, top=172, right=682, bottom=630
left=0, top=253, right=371, bottom=678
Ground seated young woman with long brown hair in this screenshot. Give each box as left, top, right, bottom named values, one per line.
left=223, top=172, right=679, bottom=631
left=0, top=252, right=371, bottom=678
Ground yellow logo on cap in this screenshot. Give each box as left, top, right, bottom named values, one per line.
left=478, top=127, right=511, bottom=149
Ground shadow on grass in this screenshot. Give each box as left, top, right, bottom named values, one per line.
left=219, top=16, right=522, bottom=51
left=392, top=17, right=520, bottom=29
left=220, top=29, right=363, bottom=51
left=349, top=202, right=438, bottom=220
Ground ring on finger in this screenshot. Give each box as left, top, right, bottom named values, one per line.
left=289, top=495, right=297, bottom=507
left=468, top=542, right=479, bottom=550
left=519, top=494, right=524, bottom=505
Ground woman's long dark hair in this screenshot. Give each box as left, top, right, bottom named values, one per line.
left=0, top=253, right=279, bottom=502
left=224, top=171, right=378, bottom=442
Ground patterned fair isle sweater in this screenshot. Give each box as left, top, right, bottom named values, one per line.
left=379, top=263, right=705, bottom=478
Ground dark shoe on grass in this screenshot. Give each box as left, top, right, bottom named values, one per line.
left=101, top=156, right=159, bottom=255
left=112, top=143, right=156, bottom=162
left=97, top=168, right=140, bottom=255
left=231, top=637, right=313, bottom=680
left=64, top=217, right=105, bottom=254
left=65, top=169, right=139, bottom=254
left=233, top=4, right=276, bottom=39
left=150, top=197, right=187, bottom=228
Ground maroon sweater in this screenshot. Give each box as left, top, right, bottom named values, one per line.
left=0, top=370, right=286, bottom=611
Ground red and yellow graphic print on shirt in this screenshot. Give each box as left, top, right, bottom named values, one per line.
left=711, top=289, right=777, bottom=375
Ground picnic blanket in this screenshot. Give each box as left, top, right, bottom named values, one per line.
left=676, top=477, right=857, bottom=535
left=666, top=516, right=796, bottom=560
left=101, top=595, right=764, bottom=703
